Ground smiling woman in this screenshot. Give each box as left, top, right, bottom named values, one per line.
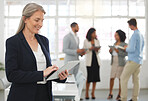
left=5, top=3, right=68, bottom=101
left=16, top=3, right=46, bottom=34
left=23, top=11, right=44, bottom=35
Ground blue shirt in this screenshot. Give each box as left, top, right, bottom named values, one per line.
left=126, top=29, right=144, bottom=64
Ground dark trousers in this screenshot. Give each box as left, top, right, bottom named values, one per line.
left=34, top=84, right=50, bottom=101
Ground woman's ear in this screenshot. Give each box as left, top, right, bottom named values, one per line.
left=22, top=16, right=27, bottom=23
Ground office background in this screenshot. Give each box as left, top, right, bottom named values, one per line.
left=0, top=0, right=148, bottom=89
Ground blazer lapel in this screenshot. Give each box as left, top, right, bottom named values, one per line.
left=18, top=32, right=36, bottom=63
left=18, top=32, right=51, bottom=68
left=35, top=34, right=51, bottom=67
left=86, top=40, right=92, bottom=48
left=70, top=33, right=78, bottom=47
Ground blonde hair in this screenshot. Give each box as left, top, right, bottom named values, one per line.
left=16, top=3, right=46, bottom=34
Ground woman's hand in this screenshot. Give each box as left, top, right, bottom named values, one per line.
left=89, top=46, right=95, bottom=51
left=109, top=48, right=112, bottom=53
left=77, top=49, right=85, bottom=54
left=114, top=48, right=119, bottom=53
left=58, top=70, right=69, bottom=80
left=124, top=45, right=128, bottom=51
left=43, top=65, right=59, bottom=77
left=94, top=47, right=100, bottom=52
left=80, top=52, right=86, bottom=56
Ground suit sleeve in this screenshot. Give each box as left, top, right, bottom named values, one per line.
left=63, top=35, right=77, bottom=56
left=5, top=39, right=44, bottom=84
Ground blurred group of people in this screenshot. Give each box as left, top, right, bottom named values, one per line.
left=63, top=18, right=144, bottom=101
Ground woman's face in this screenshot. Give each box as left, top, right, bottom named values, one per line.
left=91, top=31, right=97, bottom=39
left=114, top=32, right=120, bottom=41
left=24, top=10, right=44, bottom=34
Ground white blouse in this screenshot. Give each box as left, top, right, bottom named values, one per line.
left=33, top=44, right=47, bottom=84
left=112, top=45, right=119, bottom=56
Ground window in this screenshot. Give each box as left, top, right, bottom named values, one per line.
left=76, top=0, right=93, bottom=16
left=129, top=0, right=145, bottom=16
left=58, top=0, right=75, bottom=16
left=40, top=19, right=56, bottom=59
left=94, top=0, right=111, bottom=16
left=4, top=0, right=146, bottom=60
left=112, top=0, right=128, bottom=16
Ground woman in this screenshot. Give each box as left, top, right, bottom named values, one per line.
left=83, top=28, right=101, bottom=99
left=5, top=3, right=68, bottom=101
left=107, top=30, right=127, bottom=100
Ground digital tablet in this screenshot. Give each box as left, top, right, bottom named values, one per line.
left=94, top=46, right=101, bottom=49
left=108, top=45, right=114, bottom=49
left=47, top=61, right=80, bottom=80
left=116, top=45, right=125, bottom=50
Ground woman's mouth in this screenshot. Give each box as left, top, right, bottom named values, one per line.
left=35, top=26, right=41, bottom=30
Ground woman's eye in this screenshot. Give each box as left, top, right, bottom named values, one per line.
left=35, top=20, right=39, bottom=22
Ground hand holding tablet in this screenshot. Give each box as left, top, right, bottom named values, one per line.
left=47, top=61, right=80, bottom=80
left=43, top=65, right=59, bottom=77
left=58, top=70, right=69, bottom=80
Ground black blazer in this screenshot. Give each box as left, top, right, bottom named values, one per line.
left=5, top=31, right=66, bottom=101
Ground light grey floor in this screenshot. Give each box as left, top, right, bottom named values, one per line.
left=81, top=89, right=148, bottom=101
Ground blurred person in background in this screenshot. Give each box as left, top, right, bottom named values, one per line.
left=83, top=28, right=101, bottom=99
left=63, top=22, right=86, bottom=100
left=119, top=18, right=144, bottom=101
left=107, top=30, right=127, bottom=100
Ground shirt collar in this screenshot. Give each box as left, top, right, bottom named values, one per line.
left=134, top=29, right=139, bottom=32
left=71, top=30, right=77, bottom=36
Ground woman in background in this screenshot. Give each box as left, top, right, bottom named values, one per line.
left=107, top=30, right=127, bottom=100
left=83, top=28, right=101, bottom=99
left=5, top=3, right=68, bottom=101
